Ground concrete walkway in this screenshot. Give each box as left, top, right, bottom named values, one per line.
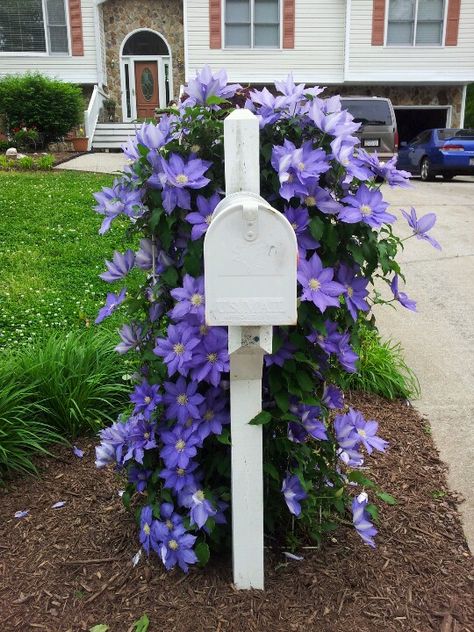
left=375, top=176, right=474, bottom=551
left=55, top=152, right=127, bottom=174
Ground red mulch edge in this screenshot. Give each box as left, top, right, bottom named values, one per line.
left=0, top=393, right=472, bottom=632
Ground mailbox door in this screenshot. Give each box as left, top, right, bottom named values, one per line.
left=204, top=203, right=298, bottom=326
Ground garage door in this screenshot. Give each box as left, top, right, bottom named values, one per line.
left=394, top=108, right=449, bottom=144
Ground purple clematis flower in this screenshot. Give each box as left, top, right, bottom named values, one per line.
left=185, top=192, right=221, bottom=240
left=183, top=65, right=241, bottom=106
left=94, top=180, right=146, bottom=234
left=323, top=384, right=344, bottom=409
left=152, top=503, right=186, bottom=544
left=170, top=274, right=205, bottom=323
left=271, top=140, right=330, bottom=201
left=351, top=410, right=388, bottom=454
left=340, top=184, right=396, bottom=228
left=337, top=263, right=370, bottom=321
left=191, top=327, right=229, bottom=387
left=115, top=322, right=143, bottom=354
left=123, top=416, right=157, bottom=464
left=158, top=529, right=198, bottom=573
left=338, top=446, right=364, bottom=468
left=136, top=121, right=170, bottom=151
left=303, top=182, right=343, bottom=214
left=307, top=320, right=341, bottom=355
left=130, top=379, right=162, bottom=419
left=139, top=505, right=154, bottom=555
left=401, top=207, right=441, bottom=250
left=336, top=332, right=359, bottom=373
left=128, top=466, right=152, bottom=493
left=95, top=289, right=126, bottom=324
left=283, top=206, right=319, bottom=257
left=264, top=335, right=297, bottom=368
left=334, top=410, right=360, bottom=451
left=163, top=377, right=205, bottom=424
left=100, top=249, right=135, bottom=282
left=197, top=387, right=229, bottom=441
left=331, top=136, right=372, bottom=182
left=308, top=99, right=360, bottom=138
left=390, top=275, right=417, bottom=312
left=160, top=460, right=200, bottom=492
left=160, top=424, right=201, bottom=470
left=357, top=150, right=411, bottom=188
left=159, top=154, right=212, bottom=213
left=154, top=323, right=201, bottom=377
left=282, top=474, right=307, bottom=517
left=298, top=253, right=345, bottom=312
left=352, top=492, right=378, bottom=548
left=180, top=484, right=217, bottom=528
left=95, top=420, right=129, bottom=468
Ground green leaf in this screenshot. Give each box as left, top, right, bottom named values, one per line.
left=263, top=462, right=280, bottom=482
left=206, top=95, right=228, bottom=106
left=195, top=541, right=210, bottom=566
left=161, top=266, right=178, bottom=286
left=89, top=626, right=109, bottom=632
left=121, top=490, right=131, bottom=510
left=275, top=391, right=289, bottom=412
left=296, top=371, right=314, bottom=393
left=133, top=614, right=150, bottom=632
left=309, top=216, right=325, bottom=241
left=366, top=503, right=379, bottom=522
left=347, top=471, right=376, bottom=488
left=376, top=491, right=397, bottom=505
left=249, top=410, right=272, bottom=426
left=216, top=428, right=231, bottom=444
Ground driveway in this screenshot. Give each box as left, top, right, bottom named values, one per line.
left=375, top=176, right=474, bottom=550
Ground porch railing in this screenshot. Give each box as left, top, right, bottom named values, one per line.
left=84, top=85, right=108, bottom=151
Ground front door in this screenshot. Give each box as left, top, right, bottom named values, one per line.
left=134, top=61, right=159, bottom=119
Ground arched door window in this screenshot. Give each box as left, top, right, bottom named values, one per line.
left=122, top=31, right=169, bottom=56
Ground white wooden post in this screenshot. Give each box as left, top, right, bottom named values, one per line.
left=203, top=109, right=297, bottom=590
left=225, top=110, right=265, bottom=590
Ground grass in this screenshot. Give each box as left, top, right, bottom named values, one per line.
left=337, top=325, right=420, bottom=400
left=0, top=170, right=138, bottom=348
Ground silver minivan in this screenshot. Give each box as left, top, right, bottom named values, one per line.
left=340, top=97, right=399, bottom=159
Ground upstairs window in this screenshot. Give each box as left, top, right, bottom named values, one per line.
left=387, top=0, right=445, bottom=46
left=0, top=0, right=69, bottom=54
left=225, top=0, right=280, bottom=48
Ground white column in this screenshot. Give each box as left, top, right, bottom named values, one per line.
left=224, top=110, right=266, bottom=589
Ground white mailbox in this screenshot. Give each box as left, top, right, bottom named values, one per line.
left=204, top=191, right=298, bottom=327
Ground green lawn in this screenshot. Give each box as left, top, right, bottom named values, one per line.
left=0, top=171, right=136, bottom=348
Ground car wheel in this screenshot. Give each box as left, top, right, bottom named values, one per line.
left=420, top=157, right=435, bottom=181
left=442, top=173, right=455, bottom=181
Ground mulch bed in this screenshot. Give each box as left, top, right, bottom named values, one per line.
left=0, top=393, right=472, bottom=632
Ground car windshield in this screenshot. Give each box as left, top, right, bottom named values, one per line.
left=340, top=99, right=392, bottom=126
left=437, top=128, right=474, bottom=140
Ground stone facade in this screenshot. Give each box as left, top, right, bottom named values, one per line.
left=328, top=85, right=464, bottom=127
left=102, top=0, right=185, bottom=119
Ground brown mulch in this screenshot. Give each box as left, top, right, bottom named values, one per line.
left=0, top=393, right=472, bottom=632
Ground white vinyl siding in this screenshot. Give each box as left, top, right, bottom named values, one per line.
left=346, top=0, right=474, bottom=83
left=186, top=0, right=346, bottom=83
left=387, top=0, right=445, bottom=46
left=0, top=0, right=98, bottom=84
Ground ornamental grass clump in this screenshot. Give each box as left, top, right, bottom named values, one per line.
left=94, top=67, right=441, bottom=572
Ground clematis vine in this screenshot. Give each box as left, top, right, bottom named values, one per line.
left=94, top=68, right=432, bottom=572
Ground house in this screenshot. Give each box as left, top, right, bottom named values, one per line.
left=0, top=0, right=472, bottom=149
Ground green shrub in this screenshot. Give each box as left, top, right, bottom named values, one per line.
left=17, top=155, right=34, bottom=170
left=36, top=154, right=54, bottom=170
left=0, top=140, right=15, bottom=153
left=0, top=376, right=65, bottom=482
left=0, top=73, right=84, bottom=146
left=4, top=329, right=133, bottom=438
left=336, top=325, right=419, bottom=400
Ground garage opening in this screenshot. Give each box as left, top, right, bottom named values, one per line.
left=394, top=108, right=449, bottom=143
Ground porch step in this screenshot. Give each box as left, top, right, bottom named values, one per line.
left=91, top=123, right=139, bottom=150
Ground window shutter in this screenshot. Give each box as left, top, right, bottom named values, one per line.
left=372, top=0, right=386, bottom=46
left=446, top=0, right=461, bottom=46
left=68, top=0, right=84, bottom=56
left=209, top=0, right=222, bottom=49
left=282, top=0, right=295, bottom=48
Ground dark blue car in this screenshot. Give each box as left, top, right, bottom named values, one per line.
left=397, top=128, right=474, bottom=181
